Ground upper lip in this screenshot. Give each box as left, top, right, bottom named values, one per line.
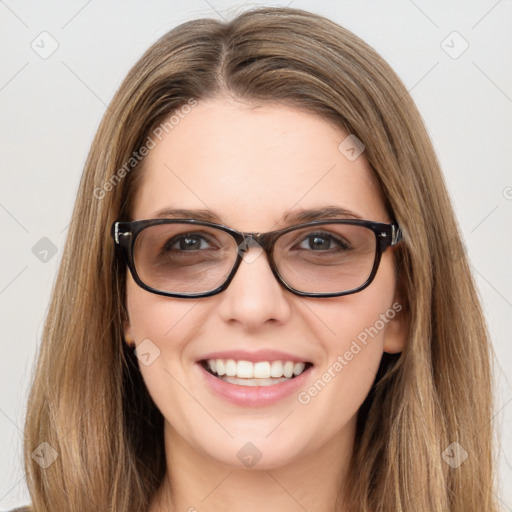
left=197, top=349, right=313, bottom=364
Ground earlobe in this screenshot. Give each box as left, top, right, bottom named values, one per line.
left=383, top=297, right=408, bottom=355
left=123, top=320, right=136, bottom=348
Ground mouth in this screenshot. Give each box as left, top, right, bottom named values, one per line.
left=199, top=358, right=314, bottom=387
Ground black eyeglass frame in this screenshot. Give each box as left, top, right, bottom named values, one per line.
left=111, top=218, right=402, bottom=299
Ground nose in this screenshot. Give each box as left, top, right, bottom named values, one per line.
left=216, top=244, right=292, bottom=329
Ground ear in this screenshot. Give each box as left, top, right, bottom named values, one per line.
left=383, top=287, right=408, bottom=354
left=123, top=318, right=136, bottom=348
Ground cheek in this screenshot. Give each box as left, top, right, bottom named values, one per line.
left=299, top=299, right=389, bottom=413
left=124, top=278, right=201, bottom=392
left=125, top=276, right=201, bottom=348
left=297, top=256, right=398, bottom=413
left=125, top=279, right=213, bottom=443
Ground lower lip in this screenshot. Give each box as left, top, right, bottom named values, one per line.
left=196, top=363, right=313, bottom=407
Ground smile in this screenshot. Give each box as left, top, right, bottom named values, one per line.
left=200, top=358, right=313, bottom=387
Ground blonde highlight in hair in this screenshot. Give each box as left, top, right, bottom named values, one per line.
left=22, top=7, right=497, bottom=511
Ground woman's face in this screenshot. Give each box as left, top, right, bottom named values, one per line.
left=124, top=97, right=405, bottom=470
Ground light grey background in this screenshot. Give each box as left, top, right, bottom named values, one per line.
left=1, top=0, right=511, bottom=509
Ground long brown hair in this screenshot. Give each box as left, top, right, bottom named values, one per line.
left=22, top=7, right=497, bottom=511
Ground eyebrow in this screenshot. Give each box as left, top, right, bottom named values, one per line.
left=152, top=206, right=362, bottom=224
left=282, top=206, right=362, bottom=222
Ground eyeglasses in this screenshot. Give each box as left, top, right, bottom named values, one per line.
left=112, top=218, right=402, bottom=299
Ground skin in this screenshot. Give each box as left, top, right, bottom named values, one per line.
left=124, top=96, right=407, bottom=512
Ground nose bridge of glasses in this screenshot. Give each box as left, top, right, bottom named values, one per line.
left=236, top=231, right=275, bottom=257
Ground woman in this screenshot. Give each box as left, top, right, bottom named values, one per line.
left=18, top=6, right=497, bottom=511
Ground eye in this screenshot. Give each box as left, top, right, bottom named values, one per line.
left=164, top=233, right=214, bottom=252
left=295, top=232, right=350, bottom=251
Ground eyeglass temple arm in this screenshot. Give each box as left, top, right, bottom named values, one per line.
left=113, top=222, right=132, bottom=245
left=390, top=223, right=402, bottom=245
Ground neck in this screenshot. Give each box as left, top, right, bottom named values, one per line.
left=149, top=417, right=356, bottom=512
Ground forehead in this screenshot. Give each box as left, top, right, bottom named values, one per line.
left=130, top=97, right=388, bottom=229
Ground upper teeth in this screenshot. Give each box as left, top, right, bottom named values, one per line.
left=207, top=359, right=306, bottom=379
